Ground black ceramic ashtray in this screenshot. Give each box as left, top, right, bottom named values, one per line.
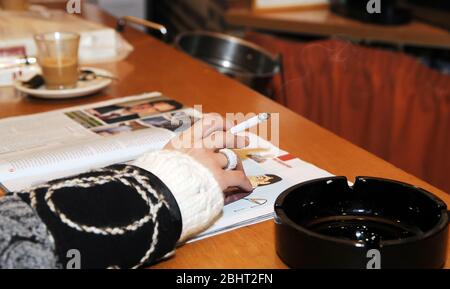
left=274, top=176, right=449, bottom=268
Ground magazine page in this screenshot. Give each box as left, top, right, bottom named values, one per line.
left=0, top=92, right=200, bottom=192
left=0, top=91, right=332, bottom=242
left=190, top=133, right=334, bottom=242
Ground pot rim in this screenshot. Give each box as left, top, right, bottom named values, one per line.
left=174, top=31, right=280, bottom=78
left=274, top=176, right=449, bottom=249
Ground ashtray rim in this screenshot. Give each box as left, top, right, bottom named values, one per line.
left=274, top=176, right=449, bottom=249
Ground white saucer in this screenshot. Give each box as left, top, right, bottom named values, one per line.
left=14, top=67, right=113, bottom=99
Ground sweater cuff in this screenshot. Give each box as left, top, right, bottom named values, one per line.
left=131, top=150, right=224, bottom=243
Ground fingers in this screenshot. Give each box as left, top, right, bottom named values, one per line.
left=223, top=170, right=253, bottom=192
left=235, top=156, right=244, bottom=171
left=214, top=151, right=229, bottom=169
left=202, top=131, right=249, bottom=151
left=223, top=189, right=252, bottom=205
left=210, top=150, right=239, bottom=170
left=166, top=114, right=246, bottom=151
left=210, top=151, right=251, bottom=192
left=165, top=114, right=228, bottom=150
left=168, top=114, right=228, bottom=149
left=199, top=113, right=233, bottom=138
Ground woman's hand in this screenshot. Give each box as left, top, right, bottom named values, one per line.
left=165, top=113, right=253, bottom=202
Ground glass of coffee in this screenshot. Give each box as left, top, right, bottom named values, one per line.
left=34, top=32, right=80, bottom=90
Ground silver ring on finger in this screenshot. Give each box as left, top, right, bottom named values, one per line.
left=219, top=148, right=238, bottom=171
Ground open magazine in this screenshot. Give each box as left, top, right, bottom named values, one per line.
left=0, top=92, right=332, bottom=241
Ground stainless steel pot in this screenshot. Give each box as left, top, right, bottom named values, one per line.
left=174, top=31, right=280, bottom=96
left=117, top=16, right=281, bottom=96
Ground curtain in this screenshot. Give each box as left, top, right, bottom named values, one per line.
left=246, top=32, right=450, bottom=193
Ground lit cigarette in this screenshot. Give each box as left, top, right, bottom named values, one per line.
left=230, top=113, right=270, bottom=134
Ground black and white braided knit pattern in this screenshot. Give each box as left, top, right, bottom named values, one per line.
left=0, top=195, right=60, bottom=269
left=4, top=164, right=182, bottom=269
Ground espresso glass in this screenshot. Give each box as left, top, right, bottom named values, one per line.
left=34, top=32, right=80, bottom=90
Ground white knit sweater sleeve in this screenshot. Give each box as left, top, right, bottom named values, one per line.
left=131, top=150, right=224, bottom=243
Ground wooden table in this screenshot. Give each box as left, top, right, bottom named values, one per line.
left=226, top=8, right=450, bottom=49
left=1, top=3, right=449, bottom=268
